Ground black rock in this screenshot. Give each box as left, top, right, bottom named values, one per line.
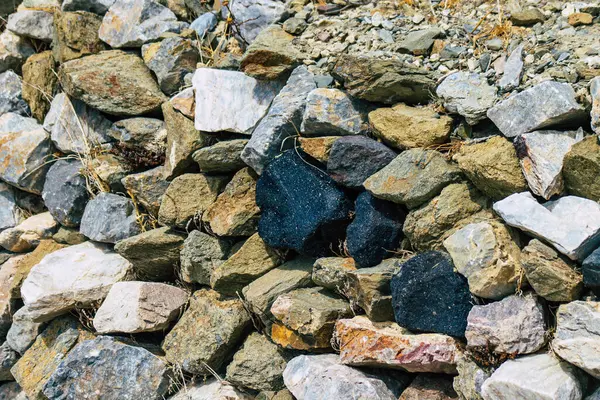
left=346, top=192, right=404, bottom=268
left=256, top=149, right=353, bottom=257
left=583, top=247, right=600, bottom=292
left=390, top=251, right=473, bottom=337
left=327, top=136, right=396, bottom=190
left=42, top=159, right=90, bottom=228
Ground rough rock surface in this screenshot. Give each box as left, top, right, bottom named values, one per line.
left=121, top=166, right=169, bottom=217
left=436, top=72, right=497, bottom=125
left=312, top=257, right=356, bottom=291
left=142, top=36, right=198, bottom=95
left=399, top=375, right=458, bottom=400
left=42, top=159, right=89, bottom=228
left=108, top=117, right=166, bottom=157
left=169, top=379, right=252, bottom=400
left=563, top=135, right=600, bottom=201
left=0, top=71, right=28, bottom=117
left=0, top=212, right=57, bottom=253
left=228, top=0, right=286, bottom=44
left=193, top=139, right=248, bottom=174
left=346, top=261, right=398, bottom=321
left=62, top=0, right=116, bottom=14
left=241, top=25, right=300, bottom=80
left=453, top=356, right=490, bottom=400
left=7, top=10, right=54, bottom=42
left=52, top=10, right=107, bottom=63
left=0, top=30, right=35, bottom=74
left=6, top=308, right=44, bottom=355
left=0, top=183, right=20, bottom=233
left=22, top=51, right=57, bottom=121
left=583, top=247, right=600, bottom=293
left=301, top=88, right=369, bottom=136
left=180, top=230, right=232, bottom=285
left=80, top=192, right=140, bottom=244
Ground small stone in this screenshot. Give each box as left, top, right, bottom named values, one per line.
left=189, top=12, right=217, bottom=38
left=80, top=192, right=140, bottom=244
left=90, top=153, right=132, bottom=192
left=0, top=212, right=57, bottom=253
left=364, top=149, right=462, bottom=209
left=169, top=379, right=252, bottom=400
left=108, top=117, right=166, bottom=158
left=162, top=289, right=251, bottom=374
left=0, top=30, right=35, bottom=74
left=24, top=50, right=59, bottom=121
left=592, top=77, right=600, bottom=135
left=62, top=0, right=116, bottom=14
left=114, top=227, right=185, bottom=281
left=301, top=88, right=369, bottom=136
left=53, top=227, right=87, bottom=245
left=583, top=247, right=600, bottom=292
left=0, top=343, right=18, bottom=381
left=52, top=10, right=107, bottom=63
left=521, top=239, right=583, bottom=302
left=453, top=356, right=490, bottom=400
left=436, top=72, right=497, bottom=125
left=7, top=10, right=54, bottom=42
left=170, top=87, right=194, bottom=119
left=283, top=17, right=307, bottom=35
left=180, top=230, right=232, bottom=285
left=510, top=8, right=545, bottom=26
left=569, top=12, right=594, bottom=26
left=0, top=183, right=20, bottom=233
left=563, top=135, right=600, bottom=201
left=487, top=80, right=586, bottom=138
left=42, top=159, right=90, bottom=228
left=121, top=166, right=170, bottom=217
left=298, top=136, right=339, bottom=164
left=193, top=139, right=248, bottom=174
left=454, top=136, right=528, bottom=200
left=398, top=28, right=443, bottom=56
left=0, top=71, right=28, bottom=116
left=312, top=257, right=356, bottom=291
left=399, top=375, right=458, bottom=400
left=499, top=44, right=524, bottom=92
left=93, top=281, right=187, bottom=334
left=227, top=0, right=286, bottom=44
left=241, top=25, right=300, bottom=80
left=369, top=104, right=452, bottom=150
left=6, top=308, right=44, bottom=355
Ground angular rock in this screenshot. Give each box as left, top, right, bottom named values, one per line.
left=6, top=308, right=44, bottom=355
left=193, top=68, right=283, bottom=134
left=90, top=153, right=132, bottom=192
left=241, top=24, right=300, bottom=80
left=301, top=88, right=369, bottom=136
left=256, top=149, right=352, bottom=257
left=189, top=12, right=218, bottom=38
left=0, top=30, right=35, bottom=74
left=487, top=80, right=586, bottom=138
left=563, top=135, right=600, bottom=201
left=364, top=149, right=462, bottom=209
left=591, top=77, right=600, bottom=134
left=511, top=8, right=545, bottom=26
left=0, top=212, right=57, bottom=253
left=180, top=230, right=232, bottom=285
left=99, top=0, right=188, bottom=48
left=332, top=55, right=436, bottom=105
left=298, top=136, right=339, bottom=164
left=228, top=0, right=286, bottom=44
left=59, top=50, right=167, bottom=116
left=108, top=117, right=166, bottom=157
left=494, top=192, right=600, bottom=260
left=346, top=260, right=398, bottom=322
left=52, top=10, right=107, bottom=63
left=22, top=50, right=57, bottom=122
left=499, top=44, right=524, bottom=92
left=121, top=166, right=169, bottom=217
left=42, top=159, right=89, bottom=228
left=400, top=375, right=458, bottom=400
left=0, top=183, right=20, bottom=233
left=398, top=28, right=442, bottom=55
left=53, top=226, right=87, bottom=245
left=0, top=382, right=24, bottom=399
left=312, top=257, right=356, bottom=292
left=62, top=0, right=116, bottom=14
left=169, top=379, right=252, bottom=400
left=453, top=356, right=490, bottom=400
left=0, top=71, right=28, bottom=116
left=170, top=87, right=194, bottom=118
left=521, top=239, right=583, bottom=301
left=7, top=10, right=54, bottom=42
left=514, top=130, right=579, bottom=200
left=583, top=247, right=600, bottom=292
left=80, top=192, right=140, bottom=243
left=193, top=139, right=247, bottom=174
left=43, top=336, right=170, bottom=399
left=162, top=289, right=251, bottom=374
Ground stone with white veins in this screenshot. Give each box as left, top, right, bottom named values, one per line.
left=0, top=212, right=57, bottom=253
left=7, top=10, right=54, bottom=42
left=80, top=192, right=140, bottom=244
left=193, top=68, right=283, bottom=134
left=493, top=192, right=600, bottom=260
left=301, top=88, right=369, bottom=136
left=93, top=281, right=188, bottom=334
left=436, top=71, right=497, bottom=125
left=0, top=70, right=29, bottom=116
left=499, top=44, right=524, bottom=92
left=0, top=30, right=35, bottom=74
left=480, top=353, right=584, bottom=400
left=99, top=0, right=189, bottom=48
left=62, top=0, right=116, bottom=14
left=20, top=241, right=132, bottom=322
left=227, top=0, right=286, bottom=44
left=0, top=183, right=20, bottom=233
left=514, top=130, right=580, bottom=200
left=242, top=66, right=316, bottom=174
left=487, top=80, right=586, bottom=138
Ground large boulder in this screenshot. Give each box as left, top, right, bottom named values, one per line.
left=80, top=192, right=140, bottom=244
left=345, top=261, right=398, bottom=322
left=241, top=25, right=300, bottom=80
left=108, top=117, right=166, bottom=158
left=42, top=159, right=90, bottom=228
left=121, top=166, right=170, bottom=217
left=193, top=139, right=248, bottom=174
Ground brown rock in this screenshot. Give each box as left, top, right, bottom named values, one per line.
left=400, top=375, right=458, bottom=400
left=510, top=8, right=546, bottom=26
left=241, top=25, right=300, bottom=80
left=298, top=136, right=339, bottom=163
left=22, top=51, right=57, bottom=121
left=568, top=12, right=593, bottom=27
left=312, top=257, right=356, bottom=291
left=52, top=11, right=107, bottom=63
left=563, top=136, right=600, bottom=201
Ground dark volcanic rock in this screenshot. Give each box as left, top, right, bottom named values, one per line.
left=347, top=192, right=404, bottom=268
left=256, top=149, right=353, bottom=257
left=327, top=136, right=396, bottom=190
left=583, top=247, right=600, bottom=293
left=42, top=159, right=90, bottom=228
left=391, top=251, right=473, bottom=337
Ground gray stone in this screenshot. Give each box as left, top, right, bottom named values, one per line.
left=436, top=72, right=497, bottom=125
left=0, top=183, right=20, bottom=233
left=499, top=44, right=524, bottom=92
left=99, top=0, right=188, bottom=48
left=283, top=17, right=307, bottom=35
left=453, top=356, right=490, bottom=400
left=7, top=10, right=54, bottom=42
left=108, top=117, right=166, bottom=157
left=227, top=0, right=286, bottom=44
left=193, top=68, right=283, bottom=134
left=0, top=71, right=28, bottom=116
left=169, top=379, right=252, bottom=400
left=241, top=66, right=316, bottom=174
left=0, top=382, right=27, bottom=399
left=398, top=28, right=442, bottom=55
left=43, top=336, right=170, bottom=400
left=591, top=77, right=600, bottom=134
left=62, top=0, right=116, bottom=13
left=301, top=88, right=369, bottom=136
left=121, top=166, right=169, bottom=217
left=180, top=230, right=232, bottom=285
left=312, top=257, right=356, bottom=292
left=190, top=12, right=217, bottom=37
left=0, top=30, right=35, bottom=74
left=0, top=342, right=18, bottom=381
left=0, top=212, right=57, bottom=253
left=487, top=81, right=586, bottom=138
left=6, top=308, right=44, bottom=355
left=493, top=192, right=600, bottom=260
left=346, top=261, right=398, bottom=322
left=52, top=10, right=107, bottom=64
left=193, top=139, right=248, bottom=173
left=80, top=192, right=140, bottom=244
left=42, top=159, right=89, bottom=228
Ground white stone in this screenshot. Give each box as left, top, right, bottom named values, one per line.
left=0, top=212, right=57, bottom=253
left=168, top=379, right=252, bottom=400
left=21, top=241, right=132, bottom=321
left=436, top=72, right=497, bottom=125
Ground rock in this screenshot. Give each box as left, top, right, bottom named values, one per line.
left=336, top=315, right=459, bottom=374
left=108, top=117, right=166, bottom=157
left=80, top=192, right=140, bottom=243
left=42, top=159, right=89, bottom=228
left=162, top=289, right=251, bottom=374
left=7, top=10, right=54, bottom=42
left=331, top=55, right=435, bottom=105
left=369, top=104, right=452, bottom=150
left=242, top=257, right=314, bottom=318
left=99, top=0, right=187, bottom=48
left=453, top=357, right=490, bottom=400
left=193, top=139, right=248, bottom=173
left=210, top=233, right=282, bottom=296
left=521, top=239, right=583, bottom=301
left=21, top=241, right=132, bottom=321
left=158, top=173, right=228, bottom=228
left=0, top=382, right=26, bottom=399
left=114, top=227, right=185, bottom=281
left=465, top=293, right=546, bottom=355
left=514, top=130, right=579, bottom=200
left=169, top=379, right=252, bottom=400
left=43, top=336, right=170, bottom=399
left=283, top=354, right=410, bottom=400
left=62, top=0, right=116, bottom=13
left=312, top=257, right=356, bottom=292
left=226, top=332, right=289, bottom=391
left=227, top=0, right=286, bottom=44
left=90, top=153, right=132, bottom=192
left=400, top=375, right=458, bottom=400
left=327, top=136, right=396, bottom=190
left=454, top=136, right=527, bottom=200
left=591, top=77, right=600, bottom=134
left=59, top=50, right=167, bottom=116
left=142, top=36, right=199, bottom=95
left=256, top=149, right=352, bottom=257
left=0, top=30, right=35, bottom=74
left=21, top=51, right=57, bottom=122
left=298, top=136, right=339, bottom=164
left=487, top=81, right=586, bottom=138
left=6, top=308, right=44, bottom=355
left=53, top=227, right=87, bottom=245
left=391, top=251, right=473, bottom=337
left=241, top=25, right=300, bottom=80
left=180, top=230, right=232, bottom=285
left=190, top=12, right=217, bottom=37
left=301, top=88, right=369, bottom=136
left=241, top=66, right=316, bottom=174
left=563, top=135, right=600, bottom=201
left=583, top=247, right=600, bottom=292
left=499, top=44, right=524, bottom=92
left=435, top=72, right=497, bottom=125
left=346, top=192, right=404, bottom=268
left=345, top=260, right=398, bottom=322
left=283, top=17, right=307, bottom=35
left=52, top=10, right=107, bottom=63
left=493, top=192, right=600, bottom=260
left=0, top=212, right=57, bottom=253
left=511, top=8, right=545, bottom=26
left=569, top=12, right=593, bottom=26
left=193, top=68, right=283, bottom=134
left=170, top=87, right=194, bottom=118
left=443, top=220, right=523, bottom=299
left=93, top=281, right=187, bottom=334
left=480, top=353, right=584, bottom=400
left=364, top=149, right=462, bottom=209
left=0, top=71, right=28, bottom=116
left=398, top=28, right=442, bottom=55
left=121, top=166, right=170, bottom=217
left=0, top=114, right=53, bottom=194
left=270, top=287, right=351, bottom=351
left=0, top=183, right=20, bottom=233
